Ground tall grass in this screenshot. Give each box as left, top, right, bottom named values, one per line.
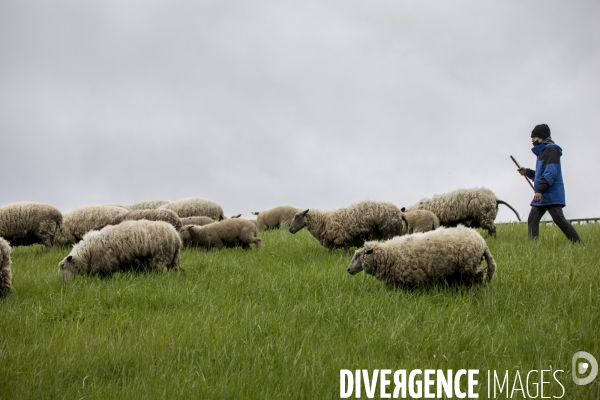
left=1, top=223, right=599, bottom=399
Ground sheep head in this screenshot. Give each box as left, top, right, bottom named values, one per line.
left=289, top=209, right=309, bottom=234
left=58, top=254, right=78, bottom=279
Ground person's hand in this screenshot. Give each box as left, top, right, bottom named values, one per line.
left=518, top=167, right=527, bottom=176
left=533, top=192, right=542, bottom=202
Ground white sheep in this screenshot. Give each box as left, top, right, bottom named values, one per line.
left=158, top=197, right=224, bottom=220
left=58, top=220, right=183, bottom=278
left=54, top=205, right=131, bottom=246
left=400, top=207, right=440, bottom=234
left=179, top=218, right=262, bottom=250
left=408, top=187, right=521, bottom=238
left=0, top=237, right=12, bottom=298
left=100, top=209, right=183, bottom=230
left=251, top=206, right=302, bottom=230
left=0, top=202, right=63, bottom=252
left=347, top=226, right=496, bottom=288
left=288, top=201, right=407, bottom=250
left=179, top=216, right=215, bottom=226
left=129, top=200, right=169, bottom=210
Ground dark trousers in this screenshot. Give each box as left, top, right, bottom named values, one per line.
left=528, top=205, right=582, bottom=243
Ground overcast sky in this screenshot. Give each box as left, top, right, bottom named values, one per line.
left=1, top=1, right=599, bottom=222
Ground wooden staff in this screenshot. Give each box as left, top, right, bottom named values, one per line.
left=510, top=155, right=535, bottom=191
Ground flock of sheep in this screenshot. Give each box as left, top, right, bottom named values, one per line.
left=0, top=187, right=522, bottom=297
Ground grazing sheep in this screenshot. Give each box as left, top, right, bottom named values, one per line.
left=99, top=209, right=182, bottom=230
left=0, top=237, right=12, bottom=298
left=180, top=216, right=215, bottom=226
left=408, top=187, right=521, bottom=238
left=0, top=202, right=63, bottom=252
left=289, top=201, right=408, bottom=251
left=158, top=197, right=225, bottom=220
left=251, top=206, right=302, bottom=230
left=400, top=207, right=440, bottom=234
left=55, top=205, right=130, bottom=246
left=58, top=220, right=183, bottom=278
left=347, top=226, right=496, bottom=288
left=129, top=200, right=169, bottom=210
left=179, top=218, right=262, bottom=250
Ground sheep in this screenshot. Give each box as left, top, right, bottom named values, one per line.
left=288, top=201, right=408, bottom=251
left=408, top=187, right=521, bottom=238
left=179, top=216, right=215, bottom=226
left=129, top=200, right=169, bottom=210
left=54, top=205, right=131, bottom=246
left=158, top=197, right=225, bottom=220
left=347, top=226, right=496, bottom=288
left=98, top=209, right=182, bottom=230
left=0, top=202, right=63, bottom=252
left=251, top=206, right=302, bottom=230
left=58, top=220, right=184, bottom=278
left=0, top=237, right=12, bottom=298
left=179, top=218, right=263, bottom=250
left=400, top=207, right=440, bottom=234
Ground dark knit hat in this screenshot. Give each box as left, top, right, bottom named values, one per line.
left=531, top=124, right=551, bottom=139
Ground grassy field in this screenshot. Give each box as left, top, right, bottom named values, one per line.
left=1, top=223, right=599, bottom=399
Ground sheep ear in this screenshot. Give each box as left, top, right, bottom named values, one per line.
left=401, top=207, right=406, bottom=212
left=365, top=249, right=374, bottom=255
left=302, top=209, right=309, bottom=215
left=67, top=255, right=73, bottom=262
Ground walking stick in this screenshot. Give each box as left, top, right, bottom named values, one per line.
left=510, top=155, right=535, bottom=191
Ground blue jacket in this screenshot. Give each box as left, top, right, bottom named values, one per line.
left=525, top=141, right=566, bottom=206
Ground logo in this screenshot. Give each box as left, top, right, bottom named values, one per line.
left=572, top=351, right=598, bottom=385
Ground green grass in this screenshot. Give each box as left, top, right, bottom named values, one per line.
left=1, top=223, right=599, bottom=399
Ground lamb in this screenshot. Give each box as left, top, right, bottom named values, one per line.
left=288, top=201, right=408, bottom=250
left=58, top=220, right=183, bottom=278
left=54, top=205, right=131, bottom=246
left=251, top=206, right=302, bottom=230
left=407, top=187, right=521, bottom=238
left=179, top=216, right=215, bottom=226
left=98, top=209, right=182, bottom=230
left=0, top=237, right=12, bottom=298
left=158, top=197, right=225, bottom=220
left=179, top=218, right=263, bottom=250
left=0, top=202, right=63, bottom=252
left=400, top=207, right=440, bottom=234
left=129, top=200, right=169, bottom=210
left=347, top=226, right=496, bottom=288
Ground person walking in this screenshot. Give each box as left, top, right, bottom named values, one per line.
left=518, top=123, right=582, bottom=243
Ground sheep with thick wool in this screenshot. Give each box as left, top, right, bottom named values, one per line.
left=58, top=220, right=183, bottom=278
left=0, top=237, right=12, bottom=298
left=408, top=187, right=521, bottom=238
left=179, top=218, right=262, bottom=250
left=158, top=197, right=224, bottom=220
left=289, top=201, right=407, bottom=250
left=347, top=226, right=496, bottom=288
left=180, top=216, right=215, bottom=226
left=99, top=209, right=182, bottom=230
left=400, top=207, right=440, bottom=234
left=129, top=200, right=169, bottom=210
left=55, top=205, right=130, bottom=246
left=251, top=206, right=302, bottom=230
left=0, top=202, right=63, bottom=252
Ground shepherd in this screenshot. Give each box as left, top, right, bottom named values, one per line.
left=517, top=123, right=582, bottom=243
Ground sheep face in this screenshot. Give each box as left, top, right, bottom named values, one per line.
left=178, top=225, right=194, bottom=242
left=58, top=255, right=79, bottom=279
left=289, top=209, right=309, bottom=234
left=347, top=247, right=374, bottom=275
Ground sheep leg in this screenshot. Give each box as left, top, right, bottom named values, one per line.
left=170, top=250, right=185, bottom=275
